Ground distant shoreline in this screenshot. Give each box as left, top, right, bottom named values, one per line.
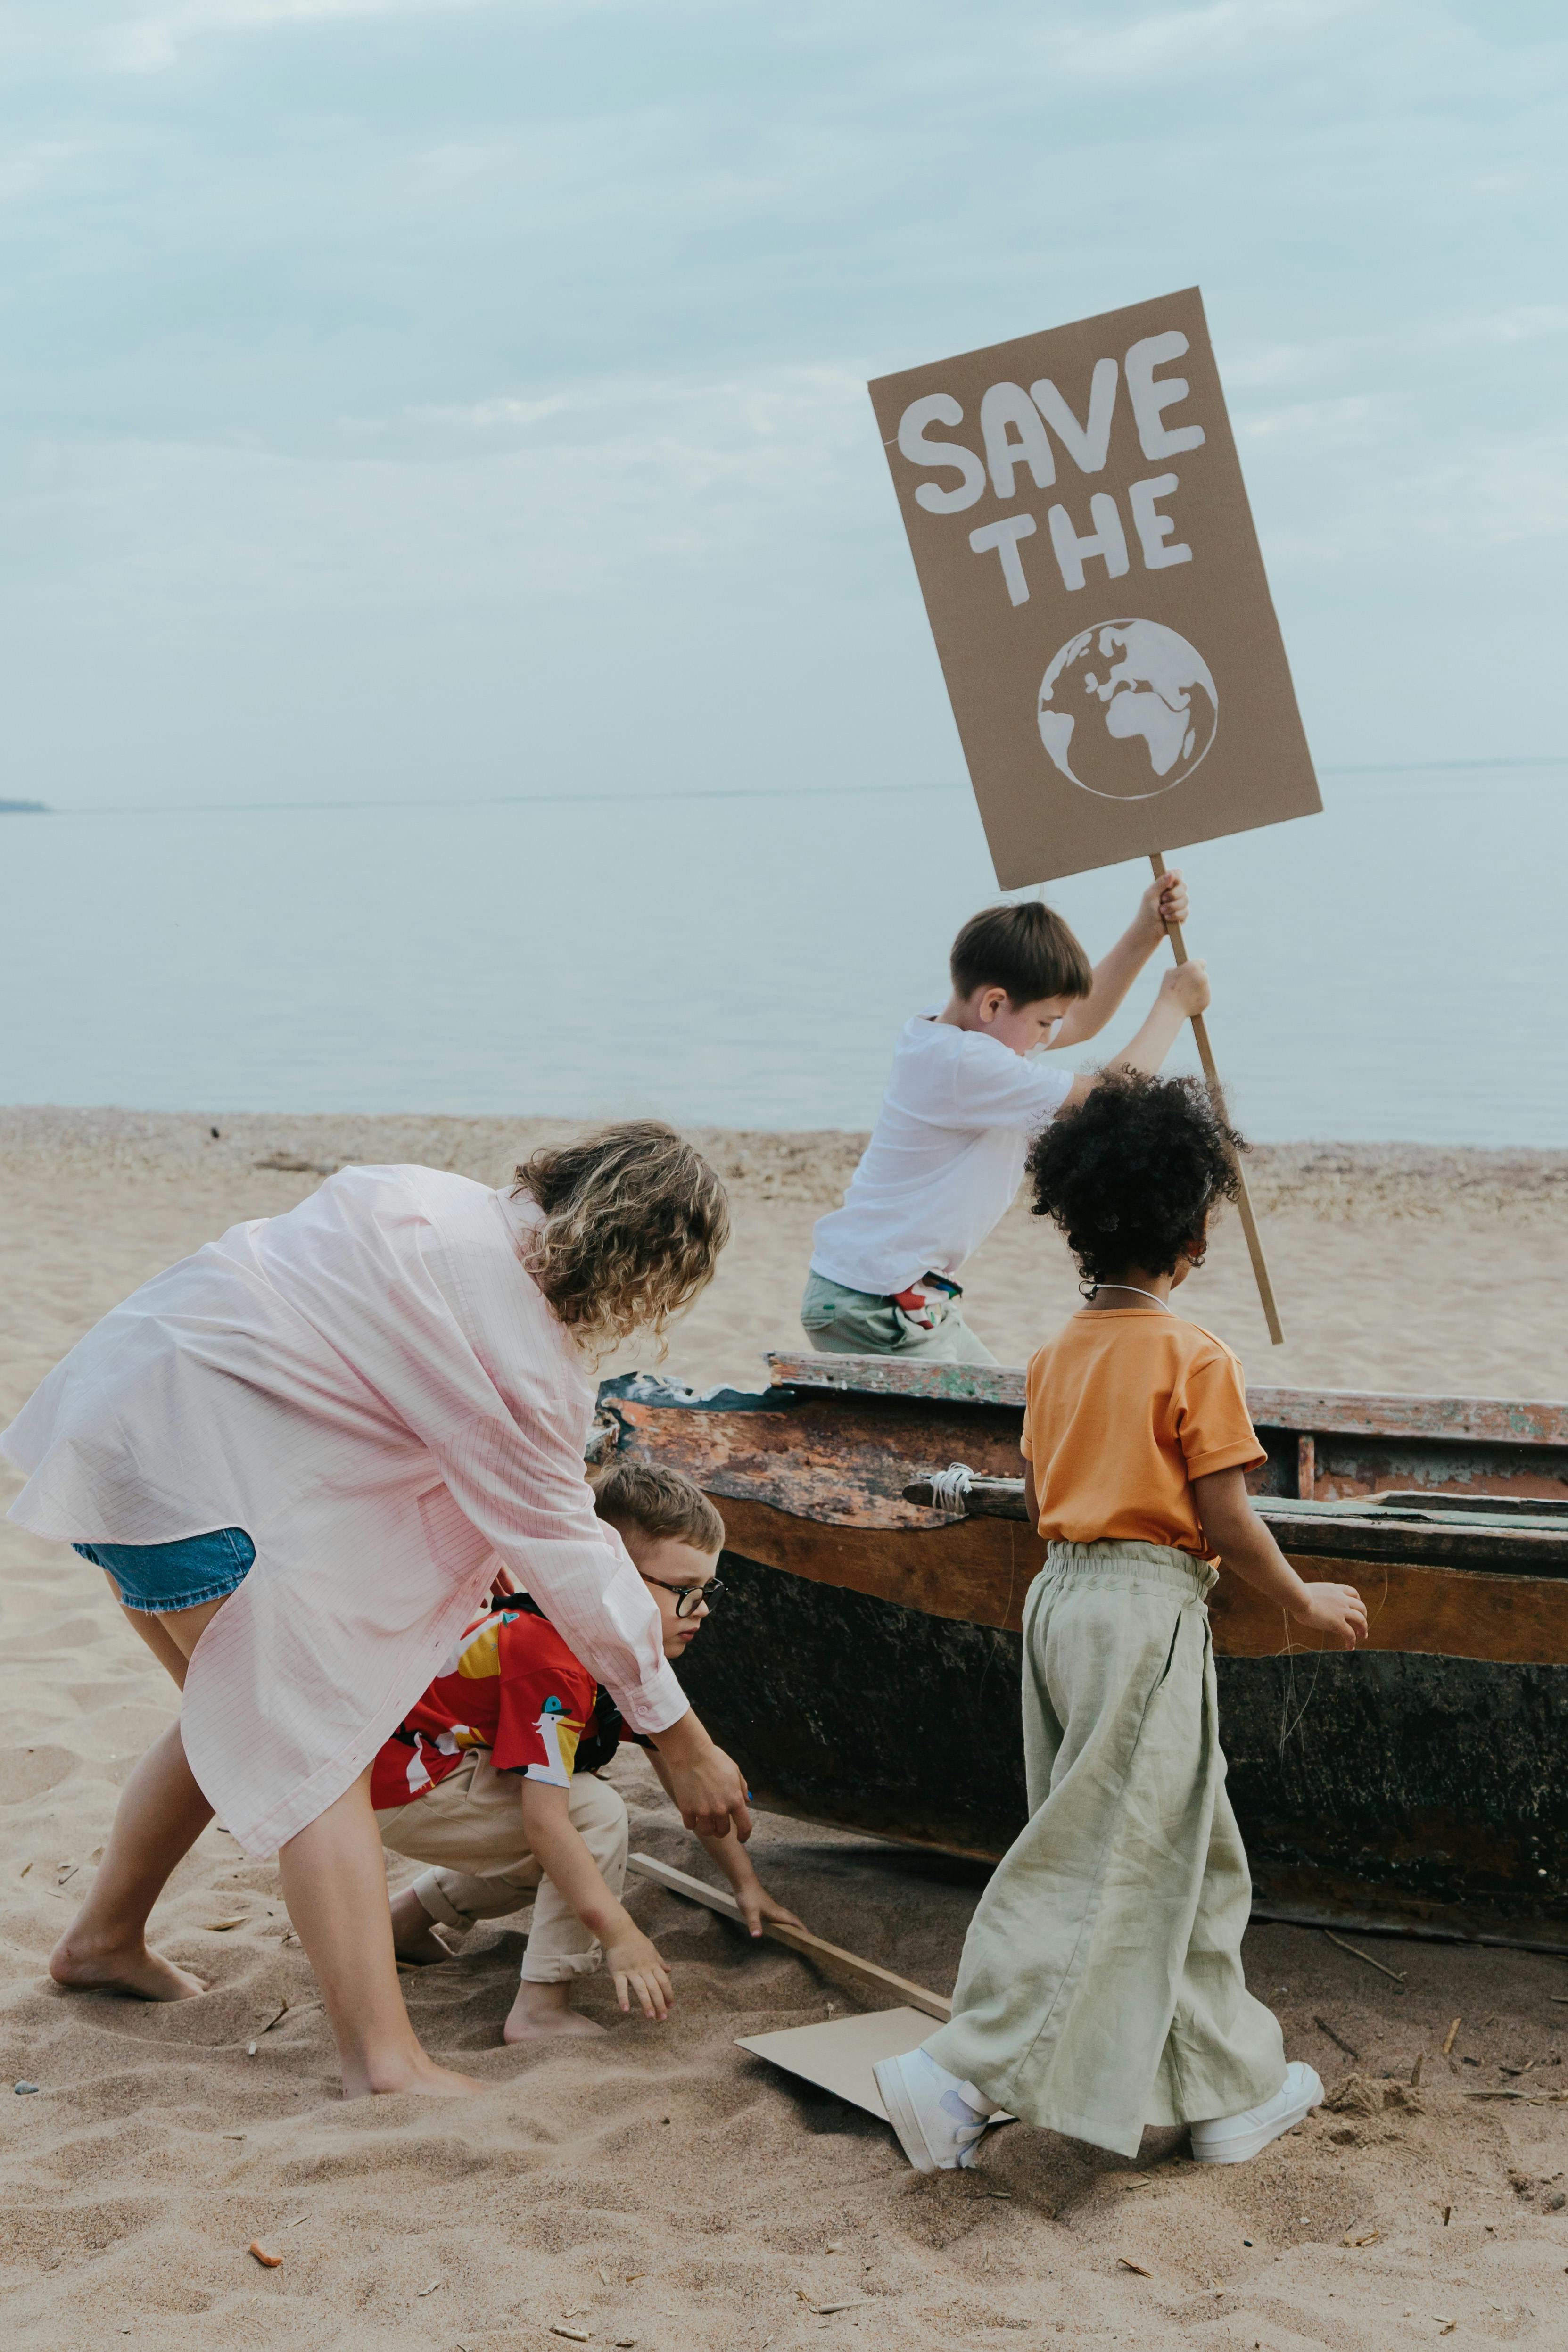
left=0, top=799, right=47, bottom=814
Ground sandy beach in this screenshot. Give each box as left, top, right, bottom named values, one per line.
left=2, top=1107, right=1567, bottom=2351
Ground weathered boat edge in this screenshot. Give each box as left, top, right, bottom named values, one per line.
left=763, top=1353, right=1568, bottom=1451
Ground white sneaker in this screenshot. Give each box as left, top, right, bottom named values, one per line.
left=873, top=2048, right=999, bottom=2173
left=1190, top=2062, right=1324, bottom=2164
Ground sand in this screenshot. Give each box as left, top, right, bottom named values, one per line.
left=2, top=1107, right=1567, bottom=2350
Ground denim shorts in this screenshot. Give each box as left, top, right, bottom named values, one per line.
left=73, top=1527, right=256, bottom=1614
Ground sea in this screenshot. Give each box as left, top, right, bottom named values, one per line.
left=1, top=760, right=1562, bottom=1147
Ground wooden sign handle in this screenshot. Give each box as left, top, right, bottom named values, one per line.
left=1149, top=852, right=1284, bottom=1346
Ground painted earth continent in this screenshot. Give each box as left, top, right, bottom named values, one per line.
left=1037, top=619, right=1218, bottom=799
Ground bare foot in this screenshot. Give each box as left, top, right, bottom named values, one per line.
left=388, top=1888, right=455, bottom=1967
left=50, top=1931, right=206, bottom=2003
left=343, top=2056, right=487, bottom=2100
left=503, top=1982, right=606, bottom=2043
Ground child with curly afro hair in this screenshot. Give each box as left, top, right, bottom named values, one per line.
left=1028, top=1066, right=1241, bottom=1294
left=875, top=1071, right=1366, bottom=2179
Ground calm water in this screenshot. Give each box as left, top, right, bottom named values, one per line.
left=1, top=764, right=1562, bottom=1146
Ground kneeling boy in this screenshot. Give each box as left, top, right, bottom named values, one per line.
left=802, top=875, right=1209, bottom=1364
left=373, top=1461, right=800, bottom=2041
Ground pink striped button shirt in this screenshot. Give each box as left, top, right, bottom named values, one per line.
left=0, top=1165, right=686, bottom=1855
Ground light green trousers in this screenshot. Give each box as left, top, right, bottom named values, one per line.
left=799, top=1271, right=998, bottom=1364
left=925, top=1540, right=1285, bottom=2158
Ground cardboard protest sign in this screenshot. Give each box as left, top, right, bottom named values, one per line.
left=869, top=287, right=1320, bottom=887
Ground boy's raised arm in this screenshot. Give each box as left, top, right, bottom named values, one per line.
left=1062, top=958, right=1211, bottom=1108
left=1053, top=869, right=1188, bottom=1048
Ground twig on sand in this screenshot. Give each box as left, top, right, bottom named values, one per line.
left=1314, top=2015, right=1360, bottom=2060
left=1442, top=2018, right=1462, bottom=2055
left=1323, top=1931, right=1406, bottom=1987
left=259, top=1998, right=318, bottom=2035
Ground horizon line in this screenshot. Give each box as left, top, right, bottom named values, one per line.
left=9, top=751, right=1565, bottom=820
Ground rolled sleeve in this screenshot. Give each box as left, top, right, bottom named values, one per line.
left=1179, top=1347, right=1266, bottom=1484
left=1184, top=1436, right=1267, bottom=1481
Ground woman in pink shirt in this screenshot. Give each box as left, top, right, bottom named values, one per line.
left=2, top=1122, right=746, bottom=2099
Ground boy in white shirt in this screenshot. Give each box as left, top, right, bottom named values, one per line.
left=802, top=874, right=1210, bottom=1363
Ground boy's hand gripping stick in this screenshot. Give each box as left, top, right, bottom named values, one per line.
left=1149, top=851, right=1284, bottom=1346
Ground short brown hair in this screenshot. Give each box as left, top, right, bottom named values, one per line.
left=593, top=1459, right=725, bottom=1556
left=950, top=900, right=1092, bottom=1004
left=513, top=1121, right=730, bottom=1361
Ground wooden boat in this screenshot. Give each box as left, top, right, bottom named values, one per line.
left=594, top=1353, right=1568, bottom=1952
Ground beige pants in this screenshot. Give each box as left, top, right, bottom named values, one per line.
left=925, top=1540, right=1285, bottom=2157
left=376, top=1750, right=628, bottom=1983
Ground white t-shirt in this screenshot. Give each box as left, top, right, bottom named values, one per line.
left=810, top=1012, right=1075, bottom=1297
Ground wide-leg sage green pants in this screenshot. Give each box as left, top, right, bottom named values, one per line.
left=925, top=1540, right=1285, bottom=2158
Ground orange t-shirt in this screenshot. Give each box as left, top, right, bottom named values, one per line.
left=1021, top=1309, right=1265, bottom=1563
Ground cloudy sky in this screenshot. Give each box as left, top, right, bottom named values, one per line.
left=2, top=0, right=1563, bottom=810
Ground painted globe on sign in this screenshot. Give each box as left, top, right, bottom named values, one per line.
left=1036, top=619, right=1218, bottom=800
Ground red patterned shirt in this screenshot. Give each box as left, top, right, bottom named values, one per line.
left=370, top=1595, right=601, bottom=1810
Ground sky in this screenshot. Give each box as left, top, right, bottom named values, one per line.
left=1, top=0, right=1564, bottom=813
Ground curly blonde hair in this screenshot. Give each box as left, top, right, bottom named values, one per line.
left=512, top=1121, right=729, bottom=1359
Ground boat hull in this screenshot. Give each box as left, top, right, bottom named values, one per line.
left=602, top=1358, right=1568, bottom=1949
left=676, top=1545, right=1568, bottom=1949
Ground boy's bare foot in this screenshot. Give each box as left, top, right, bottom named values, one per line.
left=388, top=1887, right=456, bottom=1966
left=50, top=1931, right=206, bottom=2003
left=504, top=1981, right=606, bottom=2043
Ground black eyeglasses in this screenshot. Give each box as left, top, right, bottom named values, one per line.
left=640, top=1574, right=724, bottom=1618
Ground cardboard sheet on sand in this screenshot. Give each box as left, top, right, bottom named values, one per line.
left=735, top=2006, right=934, bottom=2120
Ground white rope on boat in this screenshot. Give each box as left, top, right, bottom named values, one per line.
left=927, top=1462, right=976, bottom=1516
